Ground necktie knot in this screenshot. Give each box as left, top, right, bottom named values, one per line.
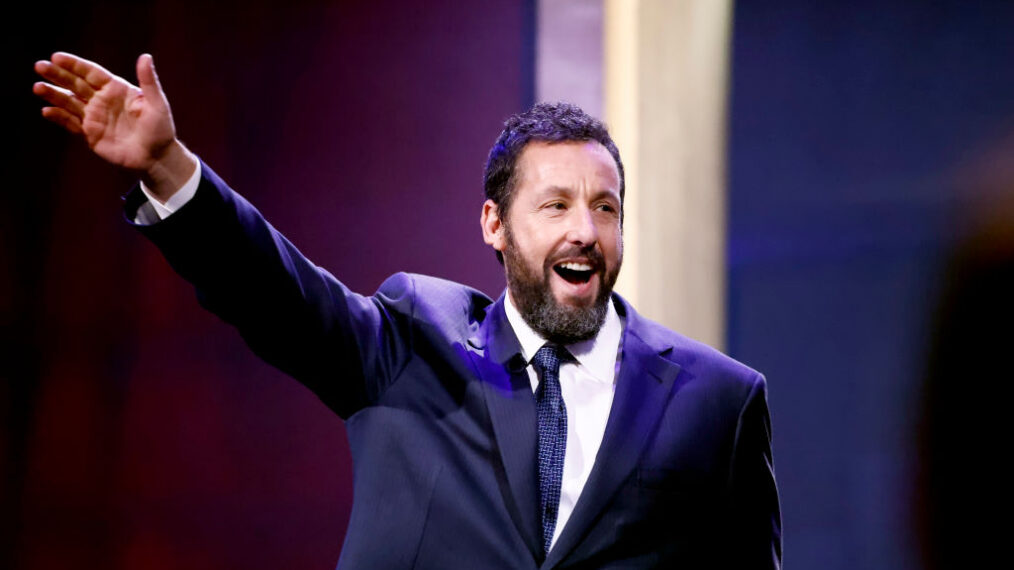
left=532, top=343, right=566, bottom=376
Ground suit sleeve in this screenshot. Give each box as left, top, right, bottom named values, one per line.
left=125, top=160, right=413, bottom=419
left=727, top=374, right=783, bottom=568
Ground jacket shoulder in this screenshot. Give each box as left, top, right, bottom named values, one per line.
left=625, top=300, right=764, bottom=390
left=376, top=272, right=494, bottom=338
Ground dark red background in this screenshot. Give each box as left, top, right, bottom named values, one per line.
left=4, top=1, right=528, bottom=567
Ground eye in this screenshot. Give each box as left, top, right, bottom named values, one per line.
left=596, top=203, right=618, bottom=213
left=546, top=201, right=566, bottom=210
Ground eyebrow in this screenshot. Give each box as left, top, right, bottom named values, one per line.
left=536, top=185, right=620, bottom=202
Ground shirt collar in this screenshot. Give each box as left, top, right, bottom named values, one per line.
left=503, top=291, right=623, bottom=385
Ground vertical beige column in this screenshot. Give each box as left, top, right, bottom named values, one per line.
left=536, top=0, right=604, bottom=117
left=605, top=0, right=733, bottom=349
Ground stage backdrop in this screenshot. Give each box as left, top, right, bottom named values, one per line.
left=728, top=1, right=1014, bottom=568
left=8, top=1, right=1014, bottom=569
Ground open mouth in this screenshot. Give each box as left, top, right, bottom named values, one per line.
left=553, top=261, right=596, bottom=285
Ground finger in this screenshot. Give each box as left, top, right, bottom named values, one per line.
left=35, top=60, right=96, bottom=101
left=33, top=82, right=86, bottom=119
left=136, top=53, right=168, bottom=112
left=50, top=51, right=114, bottom=91
left=41, top=106, right=83, bottom=135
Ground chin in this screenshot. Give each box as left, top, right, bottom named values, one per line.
left=555, top=291, right=598, bottom=309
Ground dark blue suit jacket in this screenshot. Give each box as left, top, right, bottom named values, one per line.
left=127, top=161, right=781, bottom=569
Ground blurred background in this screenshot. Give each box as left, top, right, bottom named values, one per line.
left=4, top=1, right=1013, bottom=568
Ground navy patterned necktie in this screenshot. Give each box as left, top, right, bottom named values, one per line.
left=532, top=343, right=568, bottom=555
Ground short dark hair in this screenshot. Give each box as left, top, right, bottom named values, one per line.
left=483, top=102, right=625, bottom=262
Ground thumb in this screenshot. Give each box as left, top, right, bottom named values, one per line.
left=136, top=53, right=168, bottom=111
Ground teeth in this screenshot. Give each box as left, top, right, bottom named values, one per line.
left=558, top=262, right=592, bottom=271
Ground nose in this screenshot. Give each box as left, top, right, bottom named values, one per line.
left=566, top=205, right=598, bottom=247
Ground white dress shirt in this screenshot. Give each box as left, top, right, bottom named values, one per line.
left=135, top=170, right=624, bottom=552
left=503, top=292, right=622, bottom=551
left=133, top=161, right=203, bottom=224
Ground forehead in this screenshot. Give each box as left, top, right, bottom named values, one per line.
left=514, top=140, right=621, bottom=196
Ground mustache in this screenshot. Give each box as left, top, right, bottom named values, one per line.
left=545, top=245, right=605, bottom=270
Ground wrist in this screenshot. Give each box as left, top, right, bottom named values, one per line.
left=141, top=139, right=197, bottom=204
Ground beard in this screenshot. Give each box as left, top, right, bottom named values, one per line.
left=502, top=223, right=620, bottom=344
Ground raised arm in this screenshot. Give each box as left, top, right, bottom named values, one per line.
left=32, top=52, right=416, bottom=419
left=33, top=52, right=196, bottom=202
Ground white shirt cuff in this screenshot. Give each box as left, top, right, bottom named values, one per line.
left=134, top=160, right=203, bottom=224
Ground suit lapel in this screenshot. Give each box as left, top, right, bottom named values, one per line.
left=467, top=295, right=543, bottom=562
left=542, top=298, right=683, bottom=569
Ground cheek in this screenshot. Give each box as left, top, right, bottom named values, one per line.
left=508, top=230, right=552, bottom=265
left=602, top=228, right=623, bottom=260
left=520, top=229, right=556, bottom=256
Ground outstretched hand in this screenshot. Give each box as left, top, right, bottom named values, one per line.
left=34, top=52, right=196, bottom=201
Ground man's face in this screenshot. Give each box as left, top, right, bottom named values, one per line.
left=482, top=140, right=623, bottom=343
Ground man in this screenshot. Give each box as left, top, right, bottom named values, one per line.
left=34, top=52, right=781, bottom=568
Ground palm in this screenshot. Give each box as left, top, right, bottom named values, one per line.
left=82, top=78, right=173, bottom=170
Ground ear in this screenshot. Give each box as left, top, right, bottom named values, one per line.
left=481, top=199, right=506, bottom=253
